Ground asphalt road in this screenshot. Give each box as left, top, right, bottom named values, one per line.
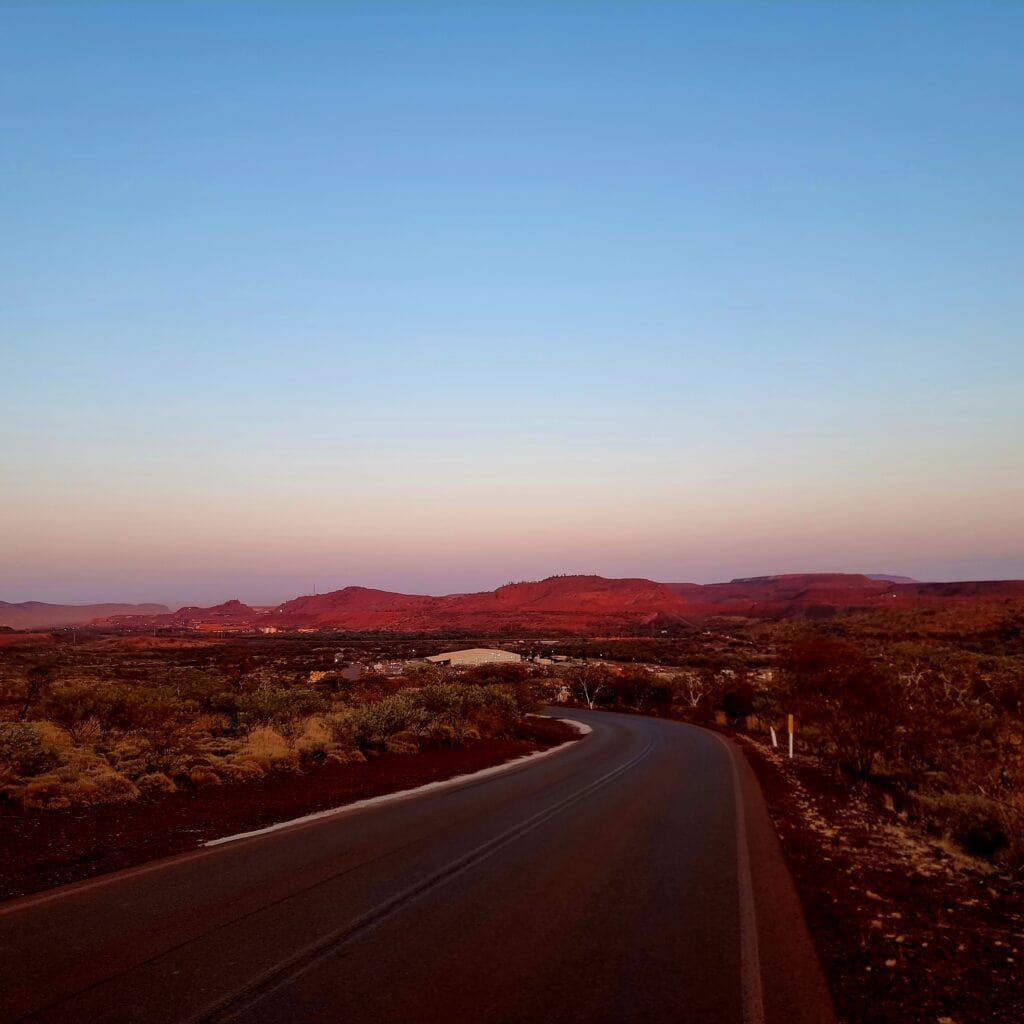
left=0, top=711, right=833, bottom=1024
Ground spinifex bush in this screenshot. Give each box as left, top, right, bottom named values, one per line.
left=10, top=729, right=140, bottom=810
left=913, top=793, right=1009, bottom=860
left=0, top=648, right=538, bottom=810
left=0, top=722, right=60, bottom=787
left=238, top=725, right=294, bottom=771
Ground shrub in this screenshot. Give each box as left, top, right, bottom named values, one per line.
left=220, top=757, right=267, bottom=781
left=189, top=764, right=222, bottom=787
left=18, top=776, right=73, bottom=810
left=0, top=653, right=538, bottom=809
left=914, top=793, right=1009, bottom=859
left=294, top=716, right=333, bottom=767
left=21, top=768, right=139, bottom=809
left=237, top=686, right=326, bottom=733
left=719, top=682, right=759, bottom=726
left=102, top=736, right=153, bottom=777
left=238, top=725, right=298, bottom=771
left=618, top=668, right=672, bottom=712
left=345, top=695, right=424, bottom=752
left=41, top=682, right=128, bottom=740
left=780, top=638, right=902, bottom=778
left=136, top=772, right=177, bottom=795
left=327, top=746, right=366, bottom=765
left=337, top=684, right=521, bottom=753
left=466, top=688, right=519, bottom=738
left=460, top=663, right=531, bottom=687
left=385, top=730, right=421, bottom=754
left=0, top=722, right=60, bottom=786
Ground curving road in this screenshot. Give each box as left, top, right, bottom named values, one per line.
left=0, top=711, right=833, bottom=1024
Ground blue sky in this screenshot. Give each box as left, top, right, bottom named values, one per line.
left=2, top=2, right=1022, bottom=605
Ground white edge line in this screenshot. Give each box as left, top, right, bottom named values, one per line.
left=709, top=730, right=767, bottom=1024
left=0, top=718, right=589, bottom=916
left=204, top=718, right=591, bottom=848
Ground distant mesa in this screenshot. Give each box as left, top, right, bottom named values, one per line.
left=5, top=572, right=1022, bottom=634
left=95, top=599, right=260, bottom=633
left=0, top=601, right=171, bottom=631
left=8, top=570, right=1004, bottom=635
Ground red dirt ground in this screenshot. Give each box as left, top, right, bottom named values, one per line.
left=0, top=718, right=580, bottom=902
left=742, top=735, right=1024, bottom=1024
left=0, top=633, right=58, bottom=649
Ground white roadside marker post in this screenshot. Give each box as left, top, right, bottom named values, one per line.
left=769, top=725, right=778, bottom=748
left=787, top=713, right=794, bottom=759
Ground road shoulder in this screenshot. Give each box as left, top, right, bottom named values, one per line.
left=0, top=717, right=585, bottom=904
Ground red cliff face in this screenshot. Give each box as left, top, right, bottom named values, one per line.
left=269, top=588, right=436, bottom=629
left=262, top=577, right=694, bottom=632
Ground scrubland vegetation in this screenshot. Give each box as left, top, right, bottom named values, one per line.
left=0, top=642, right=540, bottom=812
left=560, top=616, right=1024, bottom=868
left=2, top=610, right=1023, bottom=871
left=3, top=621, right=1019, bottom=1024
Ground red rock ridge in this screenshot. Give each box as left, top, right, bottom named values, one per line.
left=84, top=573, right=1024, bottom=634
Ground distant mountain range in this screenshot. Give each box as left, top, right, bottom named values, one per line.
left=0, top=601, right=171, bottom=631
left=4, top=572, right=1019, bottom=632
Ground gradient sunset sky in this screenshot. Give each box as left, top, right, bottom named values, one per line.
left=2, top=2, right=1022, bottom=606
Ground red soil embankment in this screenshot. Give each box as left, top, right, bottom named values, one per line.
left=742, top=735, right=1024, bottom=1024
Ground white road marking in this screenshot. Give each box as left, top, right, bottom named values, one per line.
left=0, top=718, right=589, bottom=916
left=187, top=736, right=651, bottom=1024
left=205, top=719, right=590, bottom=847
left=710, top=731, right=767, bottom=1024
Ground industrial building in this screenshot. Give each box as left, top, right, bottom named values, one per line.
left=425, top=648, right=522, bottom=667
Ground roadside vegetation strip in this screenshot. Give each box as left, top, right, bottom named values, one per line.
left=0, top=719, right=581, bottom=903
left=206, top=717, right=590, bottom=847
left=743, top=734, right=1024, bottom=1024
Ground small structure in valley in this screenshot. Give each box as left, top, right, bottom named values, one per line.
left=425, top=648, right=522, bottom=667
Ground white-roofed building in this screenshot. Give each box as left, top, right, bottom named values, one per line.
left=425, top=648, right=522, bottom=667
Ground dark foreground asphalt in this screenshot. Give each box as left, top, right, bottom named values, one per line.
left=0, top=711, right=833, bottom=1024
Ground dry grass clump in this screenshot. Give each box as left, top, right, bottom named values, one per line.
left=136, top=771, right=176, bottom=794
left=384, top=730, right=420, bottom=755
left=218, top=758, right=266, bottom=782
left=913, top=792, right=1024, bottom=863
left=294, top=716, right=331, bottom=766
left=0, top=722, right=61, bottom=786
left=102, top=736, right=155, bottom=777
left=188, top=764, right=222, bottom=787
left=21, top=767, right=139, bottom=810
left=238, top=725, right=298, bottom=771
left=2, top=722, right=139, bottom=809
